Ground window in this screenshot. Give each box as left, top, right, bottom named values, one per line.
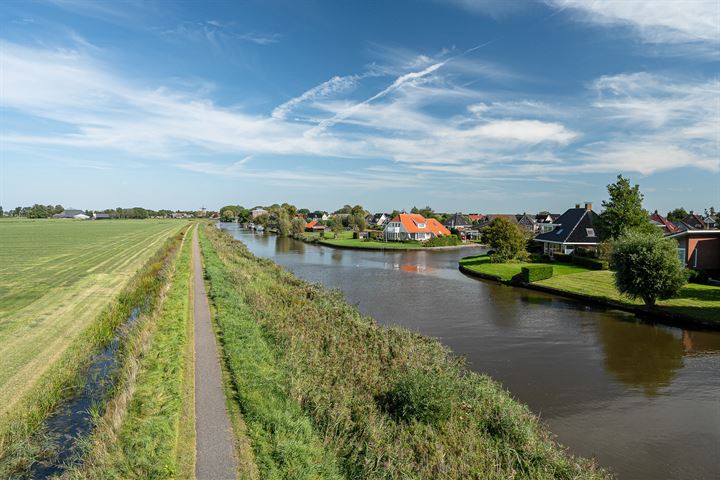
left=555, top=229, right=564, bottom=235
left=677, top=248, right=686, bottom=265
left=417, top=223, right=426, bottom=228
left=586, top=228, right=595, bottom=237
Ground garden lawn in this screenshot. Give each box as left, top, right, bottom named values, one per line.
left=459, top=255, right=589, bottom=282
left=537, top=270, right=720, bottom=323
left=304, top=230, right=425, bottom=249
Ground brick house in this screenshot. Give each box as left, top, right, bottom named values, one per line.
left=668, top=230, right=720, bottom=270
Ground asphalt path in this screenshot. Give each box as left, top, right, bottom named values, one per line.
left=193, top=227, right=237, bottom=480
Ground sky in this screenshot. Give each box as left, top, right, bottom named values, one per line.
left=1, top=0, right=718, bottom=214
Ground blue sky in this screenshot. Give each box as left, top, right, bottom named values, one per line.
left=1, top=0, right=718, bottom=214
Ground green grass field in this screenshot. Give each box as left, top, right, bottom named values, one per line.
left=0, top=219, right=186, bottom=422
left=459, top=255, right=589, bottom=281
left=305, top=230, right=449, bottom=249
left=537, top=270, right=720, bottom=323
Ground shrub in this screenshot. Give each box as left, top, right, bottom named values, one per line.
left=481, top=218, right=528, bottom=262
left=571, top=256, right=609, bottom=270
left=553, top=252, right=572, bottom=263
left=424, top=234, right=462, bottom=247
left=378, top=369, right=454, bottom=427
left=521, top=265, right=553, bottom=282
left=686, top=269, right=709, bottom=284
left=611, top=230, right=687, bottom=306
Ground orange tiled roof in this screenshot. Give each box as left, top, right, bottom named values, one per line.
left=305, top=220, right=318, bottom=229
left=389, top=213, right=451, bottom=236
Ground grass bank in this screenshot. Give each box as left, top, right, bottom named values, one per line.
left=0, top=222, right=188, bottom=477
left=459, top=255, right=588, bottom=282
left=66, top=226, right=195, bottom=479
left=460, top=255, right=720, bottom=326
left=202, top=225, right=608, bottom=479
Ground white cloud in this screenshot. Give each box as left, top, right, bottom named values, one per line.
left=546, top=0, right=720, bottom=47
left=272, top=75, right=359, bottom=120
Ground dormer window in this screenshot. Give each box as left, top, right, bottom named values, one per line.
left=555, top=229, right=564, bottom=235
left=586, top=228, right=596, bottom=237
left=417, top=223, right=426, bottom=228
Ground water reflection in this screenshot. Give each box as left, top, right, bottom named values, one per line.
left=597, top=318, right=683, bottom=396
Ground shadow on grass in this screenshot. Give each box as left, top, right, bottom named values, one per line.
left=671, top=285, right=720, bottom=302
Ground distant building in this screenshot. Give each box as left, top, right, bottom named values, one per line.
left=443, top=213, right=471, bottom=230
left=366, top=213, right=390, bottom=227
left=92, top=212, right=111, bottom=220
left=383, top=213, right=451, bottom=241
left=307, top=211, right=329, bottom=221
left=681, top=212, right=706, bottom=230
left=534, top=202, right=600, bottom=255
left=515, top=213, right=538, bottom=233
left=251, top=208, right=268, bottom=219
left=52, top=209, right=84, bottom=219
left=669, top=230, right=720, bottom=270
left=649, top=210, right=679, bottom=235
left=304, top=220, right=327, bottom=232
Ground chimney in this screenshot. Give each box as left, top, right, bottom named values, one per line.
left=585, top=202, right=593, bottom=211
left=575, top=203, right=581, bottom=209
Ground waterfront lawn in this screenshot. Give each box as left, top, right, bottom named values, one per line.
left=460, top=255, right=589, bottom=281
left=305, top=230, right=425, bottom=249
left=537, top=270, right=720, bottom=323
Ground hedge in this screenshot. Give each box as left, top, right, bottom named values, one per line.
left=571, top=256, right=608, bottom=270
left=521, top=265, right=554, bottom=282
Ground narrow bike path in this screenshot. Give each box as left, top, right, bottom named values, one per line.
left=193, top=228, right=237, bottom=479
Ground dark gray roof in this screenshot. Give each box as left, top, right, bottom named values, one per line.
left=53, top=209, right=84, bottom=218
left=444, top=213, right=471, bottom=228
left=535, top=208, right=600, bottom=244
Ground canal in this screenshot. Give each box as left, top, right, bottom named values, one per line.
left=221, top=224, right=720, bottom=480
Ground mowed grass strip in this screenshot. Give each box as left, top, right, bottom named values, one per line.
left=537, top=270, right=720, bottom=323
left=200, top=227, right=342, bottom=480
left=202, top=225, right=607, bottom=480
left=68, top=226, right=195, bottom=479
left=0, top=220, right=185, bottom=425
left=460, top=255, right=588, bottom=282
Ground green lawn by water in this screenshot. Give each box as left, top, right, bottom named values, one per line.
left=459, top=255, right=589, bottom=281
left=538, top=270, right=720, bottom=323
left=304, top=231, right=425, bottom=249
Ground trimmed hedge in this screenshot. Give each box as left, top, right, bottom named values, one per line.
left=553, top=252, right=572, bottom=263
left=521, top=265, right=554, bottom=282
left=571, top=256, right=608, bottom=270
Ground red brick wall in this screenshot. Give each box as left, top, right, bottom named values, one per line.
left=688, top=237, right=720, bottom=270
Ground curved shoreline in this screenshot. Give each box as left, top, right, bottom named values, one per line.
left=458, top=263, right=719, bottom=331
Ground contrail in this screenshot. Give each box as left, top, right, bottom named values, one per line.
left=306, top=39, right=495, bottom=136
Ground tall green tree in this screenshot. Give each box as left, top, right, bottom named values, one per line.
left=277, top=210, right=292, bottom=236
left=331, top=219, right=343, bottom=238
left=220, top=209, right=236, bottom=222
left=291, top=217, right=305, bottom=236
left=481, top=217, right=528, bottom=262
left=611, top=230, right=687, bottom=306
left=666, top=207, right=688, bottom=223
left=597, top=175, right=651, bottom=240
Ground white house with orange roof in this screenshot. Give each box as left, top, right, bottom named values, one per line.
left=383, top=213, right=451, bottom=241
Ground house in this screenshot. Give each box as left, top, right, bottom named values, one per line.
left=535, top=213, right=561, bottom=234
left=681, top=212, right=706, bottom=230
left=304, top=220, right=326, bottom=232
left=668, top=230, right=720, bottom=270
left=703, top=215, right=717, bottom=229
left=535, top=203, right=600, bottom=255
left=366, top=213, right=390, bottom=227
left=515, top=213, right=537, bottom=232
left=649, top=210, right=679, bottom=235
left=443, top=213, right=471, bottom=230
left=52, top=209, right=84, bottom=219
left=383, top=213, right=451, bottom=241
left=307, top=211, right=329, bottom=221
left=251, top=208, right=268, bottom=219
left=93, top=212, right=111, bottom=220
left=467, top=214, right=484, bottom=223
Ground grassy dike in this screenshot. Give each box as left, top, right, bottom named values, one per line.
left=67, top=227, right=196, bottom=479
left=0, top=226, right=189, bottom=478
left=201, top=225, right=609, bottom=480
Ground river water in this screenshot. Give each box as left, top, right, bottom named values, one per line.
left=220, top=224, right=720, bottom=480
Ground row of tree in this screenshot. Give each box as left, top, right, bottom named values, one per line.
left=0, top=205, right=209, bottom=219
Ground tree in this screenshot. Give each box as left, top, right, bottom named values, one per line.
left=334, top=205, right=352, bottom=214
left=667, top=207, right=688, bottom=223
left=481, top=217, right=528, bottom=262
left=0, top=206, right=3, bottom=217
left=255, top=213, right=269, bottom=227
left=220, top=209, right=236, bottom=222
left=611, top=230, right=687, bottom=306
left=277, top=210, right=291, bottom=236
left=27, top=204, right=49, bottom=218
left=418, top=206, right=437, bottom=220
left=597, top=174, right=651, bottom=240
left=291, top=217, right=305, bottom=236
left=352, top=213, right=367, bottom=231
left=331, top=219, right=343, bottom=238
left=705, top=206, right=717, bottom=217
left=298, top=208, right=310, bottom=216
